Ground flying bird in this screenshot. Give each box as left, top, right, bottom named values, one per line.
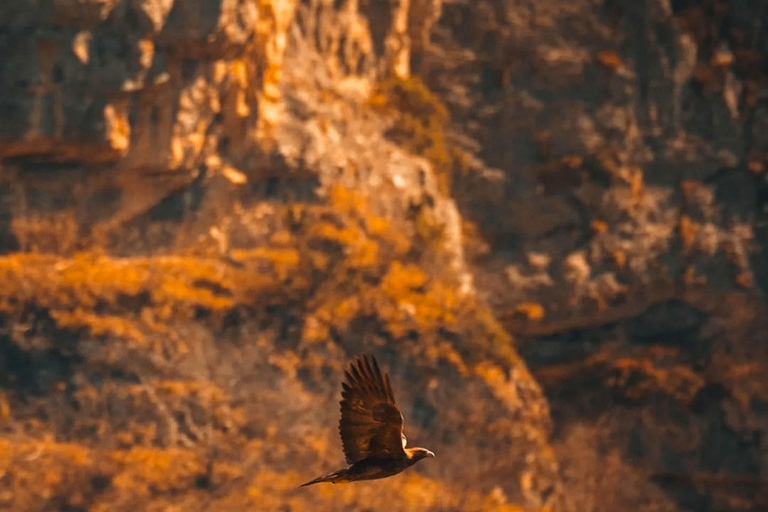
left=300, top=354, right=434, bottom=486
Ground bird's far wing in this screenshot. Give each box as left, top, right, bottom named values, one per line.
left=338, top=354, right=406, bottom=464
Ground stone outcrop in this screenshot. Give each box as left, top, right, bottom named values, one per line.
left=0, top=1, right=557, bottom=511
left=1, top=0, right=768, bottom=511
left=417, top=1, right=768, bottom=510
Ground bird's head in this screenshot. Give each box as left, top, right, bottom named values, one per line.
left=406, top=447, right=435, bottom=462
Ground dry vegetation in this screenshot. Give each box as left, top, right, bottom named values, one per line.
left=370, top=77, right=455, bottom=195
left=0, top=181, right=537, bottom=511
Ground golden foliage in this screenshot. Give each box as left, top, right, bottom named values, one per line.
left=292, top=188, right=516, bottom=365
left=377, top=261, right=458, bottom=334
left=0, top=169, right=531, bottom=512
left=295, top=470, right=531, bottom=512
left=512, top=302, right=545, bottom=321
left=596, top=50, right=623, bottom=72
left=370, top=77, right=453, bottom=194
left=0, top=437, right=222, bottom=510
left=0, top=430, right=543, bottom=512
left=0, top=438, right=93, bottom=507
left=608, top=356, right=704, bottom=403
left=230, top=247, right=301, bottom=280
left=111, top=447, right=204, bottom=495
left=535, top=347, right=705, bottom=404
left=611, top=249, right=626, bottom=268
left=0, top=247, right=310, bottom=346
left=590, top=219, right=609, bottom=235
left=365, top=214, right=411, bottom=256
left=309, top=220, right=380, bottom=268
left=0, top=392, right=9, bottom=420
left=51, top=310, right=148, bottom=346
left=679, top=215, right=699, bottom=249
left=327, top=184, right=369, bottom=217
left=0, top=252, right=237, bottom=315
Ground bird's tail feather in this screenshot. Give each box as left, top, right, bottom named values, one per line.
left=299, top=469, right=346, bottom=487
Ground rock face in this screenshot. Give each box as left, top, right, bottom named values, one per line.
left=0, top=1, right=557, bottom=512
left=1, top=0, right=767, bottom=511
left=416, top=0, right=768, bottom=511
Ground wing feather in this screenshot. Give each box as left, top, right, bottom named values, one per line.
left=338, top=354, right=406, bottom=464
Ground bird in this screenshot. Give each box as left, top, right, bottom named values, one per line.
left=299, top=354, right=435, bottom=486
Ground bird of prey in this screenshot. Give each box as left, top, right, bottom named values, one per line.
left=300, top=354, right=434, bottom=486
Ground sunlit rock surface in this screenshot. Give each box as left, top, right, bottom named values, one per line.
left=1, top=0, right=767, bottom=511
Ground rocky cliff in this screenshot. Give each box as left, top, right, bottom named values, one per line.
left=0, top=0, right=767, bottom=511
left=417, top=1, right=768, bottom=510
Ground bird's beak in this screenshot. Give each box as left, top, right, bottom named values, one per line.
left=427, top=450, right=435, bottom=458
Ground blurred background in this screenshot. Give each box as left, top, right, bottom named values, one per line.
left=1, top=0, right=767, bottom=510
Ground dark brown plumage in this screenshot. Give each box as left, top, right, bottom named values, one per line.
left=300, top=354, right=434, bottom=487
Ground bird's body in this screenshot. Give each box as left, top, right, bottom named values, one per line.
left=299, top=451, right=430, bottom=486
left=300, top=354, right=434, bottom=487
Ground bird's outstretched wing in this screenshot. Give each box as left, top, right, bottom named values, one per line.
left=338, top=354, right=406, bottom=464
